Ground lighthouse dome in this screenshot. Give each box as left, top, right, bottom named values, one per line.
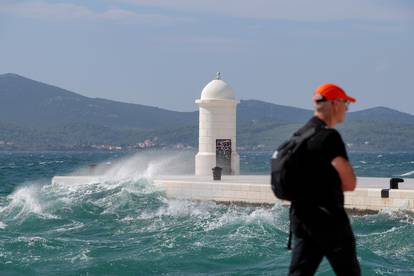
left=200, top=75, right=235, bottom=100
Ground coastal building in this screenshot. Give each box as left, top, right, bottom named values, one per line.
left=195, top=73, right=240, bottom=176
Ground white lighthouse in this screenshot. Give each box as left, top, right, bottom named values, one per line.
left=195, top=72, right=240, bottom=176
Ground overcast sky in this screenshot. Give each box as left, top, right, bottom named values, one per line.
left=0, top=0, right=413, bottom=113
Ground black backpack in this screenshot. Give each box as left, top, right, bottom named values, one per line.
left=271, top=127, right=320, bottom=201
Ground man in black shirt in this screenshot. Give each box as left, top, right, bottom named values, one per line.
left=288, top=83, right=361, bottom=276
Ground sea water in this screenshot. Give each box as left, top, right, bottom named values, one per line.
left=0, top=151, right=413, bottom=275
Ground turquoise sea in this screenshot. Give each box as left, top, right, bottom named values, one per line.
left=0, top=151, right=413, bottom=275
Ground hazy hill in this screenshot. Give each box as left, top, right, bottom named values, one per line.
left=237, top=99, right=312, bottom=124
left=0, top=74, right=312, bottom=129
left=0, top=73, right=196, bottom=129
left=346, top=106, right=414, bottom=124
left=1, top=73, right=414, bottom=151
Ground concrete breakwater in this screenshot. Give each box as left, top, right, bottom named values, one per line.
left=52, top=175, right=414, bottom=212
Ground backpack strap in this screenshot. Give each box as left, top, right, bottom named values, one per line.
left=287, top=229, right=292, bottom=250
left=288, top=127, right=318, bottom=153
left=293, top=122, right=326, bottom=146
left=287, top=206, right=293, bottom=250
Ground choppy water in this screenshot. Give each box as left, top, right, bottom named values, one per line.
left=0, top=151, right=413, bottom=275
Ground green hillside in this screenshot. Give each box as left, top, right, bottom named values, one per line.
left=1, top=73, right=414, bottom=152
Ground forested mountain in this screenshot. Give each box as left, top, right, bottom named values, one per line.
left=0, top=73, right=197, bottom=129
left=1, top=73, right=414, bottom=152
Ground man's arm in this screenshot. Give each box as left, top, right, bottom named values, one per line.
left=331, top=156, right=357, bottom=191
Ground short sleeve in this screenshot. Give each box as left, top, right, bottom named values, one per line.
left=322, top=130, right=348, bottom=162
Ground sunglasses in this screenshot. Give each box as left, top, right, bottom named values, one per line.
left=336, top=99, right=350, bottom=107
left=316, top=97, right=350, bottom=107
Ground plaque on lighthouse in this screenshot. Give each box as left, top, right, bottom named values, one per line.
left=216, top=139, right=232, bottom=174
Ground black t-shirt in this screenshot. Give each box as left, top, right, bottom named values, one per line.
left=295, top=116, right=348, bottom=208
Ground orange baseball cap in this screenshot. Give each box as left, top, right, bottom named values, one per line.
left=315, top=83, right=356, bottom=103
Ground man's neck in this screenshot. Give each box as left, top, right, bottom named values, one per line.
left=314, top=112, right=336, bottom=128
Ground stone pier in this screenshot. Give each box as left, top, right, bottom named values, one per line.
left=52, top=175, right=414, bottom=212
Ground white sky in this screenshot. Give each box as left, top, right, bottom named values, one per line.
left=0, top=0, right=413, bottom=113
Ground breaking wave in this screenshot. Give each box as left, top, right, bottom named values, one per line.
left=0, top=151, right=413, bottom=275
left=0, top=151, right=293, bottom=275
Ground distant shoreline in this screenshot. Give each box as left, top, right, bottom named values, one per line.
left=2, top=149, right=414, bottom=154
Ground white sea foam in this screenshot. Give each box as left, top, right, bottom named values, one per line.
left=379, top=209, right=414, bottom=225
left=17, top=236, right=48, bottom=247
left=357, top=226, right=403, bottom=237
left=99, top=151, right=194, bottom=183
left=39, top=160, right=64, bottom=165
left=203, top=203, right=287, bottom=233
left=3, top=183, right=56, bottom=219
left=120, top=215, right=135, bottom=222
left=2, top=151, right=192, bottom=222
left=46, top=222, right=85, bottom=234
left=400, top=170, right=414, bottom=176
left=194, top=241, right=204, bottom=247
left=23, top=151, right=194, bottom=219
left=66, top=151, right=193, bottom=184
left=0, top=221, right=7, bottom=229
left=154, top=199, right=216, bottom=218
left=0, top=178, right=82, bottom=221
left=70, top=248, right=91, bottom=263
